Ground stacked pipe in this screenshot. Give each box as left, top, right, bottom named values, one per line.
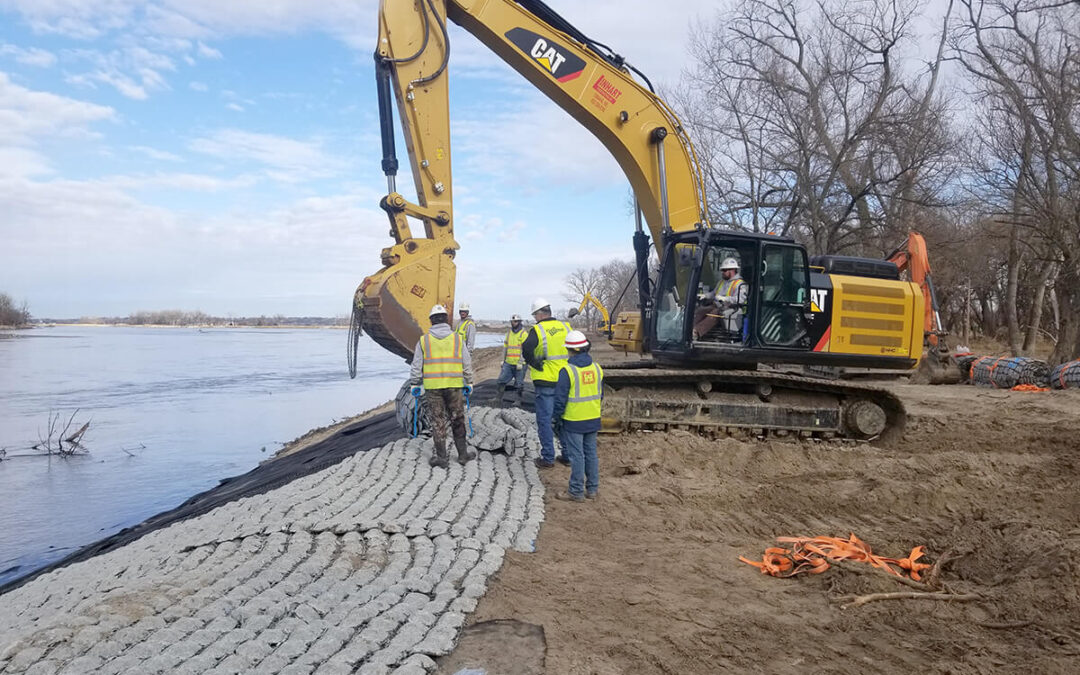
left=969, top=356, right=1051, bottom=389
left=1050, top=360, right=1080, bottom=390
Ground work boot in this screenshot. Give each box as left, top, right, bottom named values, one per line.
left=429, top=448, right=449, bottom=468
left=556, top=454, right=571, bottom=466
left=555, top=491, right=585, bottom=503
left=586, top=490, right=599, bottom=500
left=456, top=439, right=476, bottom=465
left=495, top=384, right=506, bottom=408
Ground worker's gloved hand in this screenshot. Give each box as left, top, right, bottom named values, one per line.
left=553, top=418, right=564, bottom=435
left=410, top=386, right=422, bottom=397
left=464, top=384, right=473, bottom=396
left=716, top=295, right=733, bottom=306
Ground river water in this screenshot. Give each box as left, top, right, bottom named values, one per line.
left=0, top=325, right=502, bottom=586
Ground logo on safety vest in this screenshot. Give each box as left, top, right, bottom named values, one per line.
left=582, top=370, right=597, bottom=385
left=505, top=28, right=586, bottom=83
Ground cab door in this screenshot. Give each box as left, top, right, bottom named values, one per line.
left=757, top=243, right=812, bottom=348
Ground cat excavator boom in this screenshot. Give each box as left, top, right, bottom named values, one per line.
left=353, top=0, right=929, bottom=441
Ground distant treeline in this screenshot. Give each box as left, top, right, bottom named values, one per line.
left=0, top=292, right=31, bottom=327
left=45, top=311, right=348, bottom=327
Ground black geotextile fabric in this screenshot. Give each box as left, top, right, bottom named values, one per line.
left=0, top=379, right=535, bottom=595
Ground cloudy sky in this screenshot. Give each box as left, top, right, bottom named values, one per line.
left=0, top=0, right=722, bottom=321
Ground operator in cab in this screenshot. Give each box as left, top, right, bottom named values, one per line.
left=456, top=302, right=476, bottom=351
left=521, top=298, right=571, bottom=469
left=410, top=304, right=476, bottom=468
left=495, top=313, right=527, bottom=408
left=693, top=257, right=749, bottom=341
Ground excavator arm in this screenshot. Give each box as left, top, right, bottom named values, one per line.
left=567, top=292, right=611, bottom=333
left=887, top=232, right=945, bottom=347
left=353, top=0, right=710, bottom=361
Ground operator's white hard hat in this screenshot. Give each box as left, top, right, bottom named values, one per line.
left=458, top=302, right=470, bottom=312
left=720, top=257, right=740, bottom=271
left=530, top=297, right=551, bottom=314
left=511, top=314, right=522, bottom=321
left=429, top=304, right=448, bottom=317
left=565, top=330, right=589, bottom=349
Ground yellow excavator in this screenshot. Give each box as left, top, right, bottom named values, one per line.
left=352, top=0, right=933, bottom=441
left=567, top=293, right=611, bottom=334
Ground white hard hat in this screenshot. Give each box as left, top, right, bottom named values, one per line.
left=720, top=257, right=740, bottom=271
left=458, top=302, right=470, bottom=312
left=429, top=304, right=448, bottom=317
left=511, top=314, right=522, bottom=321
left=565, top=330, right=589, bottom=349
left=530, top=297, right=551, bottom=314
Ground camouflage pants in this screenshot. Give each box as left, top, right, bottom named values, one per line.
left=424, top=388, right=468, bottom=456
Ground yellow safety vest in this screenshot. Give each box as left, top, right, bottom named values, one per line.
left=529, top=320, right=571, bottom=384
left=563, top=362, right=604, bottom=422
left=456, top=317, right=475, bottom=341
left=504, top=328, right=526, bottom=365
left=421, top=332, right=464, bottom=390
left=716, top=276, right=744, bottom=298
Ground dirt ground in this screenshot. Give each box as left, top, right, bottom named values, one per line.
left=449, top=347, right=1080, bottom=674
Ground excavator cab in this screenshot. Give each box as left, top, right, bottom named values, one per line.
left=649, top=230, right=813, bottom=366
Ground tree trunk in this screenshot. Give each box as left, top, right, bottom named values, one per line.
left=1022, top=262, right=1053, bottom=354
left=1005, top=227, right=1023, bottom=354
left=962, top=282, right=972, bottom=346
left=1048, top=265, right=1080, bottom=365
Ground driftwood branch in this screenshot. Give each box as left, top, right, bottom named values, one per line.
left=828, top=558, right=932, bottom=591
left=838, top=591, right=980, bottom=608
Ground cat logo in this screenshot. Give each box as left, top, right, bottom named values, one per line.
left=505, top=27, right=586, bottom=83
left=810, top=288, right=829, bottom=313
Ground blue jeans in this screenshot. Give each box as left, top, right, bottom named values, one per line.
left=563, top=430, right=598, bottom=497
left=497, top=362, right=525, bottom=390
left=534, top=386, right=557, bottom=462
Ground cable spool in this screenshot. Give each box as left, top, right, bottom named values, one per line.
left=1050, top=360, right=1080, bottom=390
left=969, top=356, right=1051, bottom=389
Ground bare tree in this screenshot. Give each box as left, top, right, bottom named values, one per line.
left=676, top=0, right=956, bottom=255
left=953, top=0, right=1080, bottom=362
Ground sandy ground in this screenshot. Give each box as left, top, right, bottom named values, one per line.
left=446, top=343, right=1080, bottom=674
left=278, top=337, right=1079, bottom=673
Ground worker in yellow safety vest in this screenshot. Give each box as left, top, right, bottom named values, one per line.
left=552, top=330, right=603, bottom=502
left=455, top=302, right=476, bottom=351
left=520, top=297, right=571, bottom=468
left=409, top=304, right=475, bottom=468
left=693, top=257, right=749, bottom=340
left=495, top=313, right=528, bottom=408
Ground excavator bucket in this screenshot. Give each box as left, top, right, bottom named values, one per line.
left=354, top=238, right=456, bottom=362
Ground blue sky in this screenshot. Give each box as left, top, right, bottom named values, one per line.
left=0, top=0, right=718, bottom=321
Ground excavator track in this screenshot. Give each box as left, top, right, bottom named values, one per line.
left=599, top=364, right=906, bottom=443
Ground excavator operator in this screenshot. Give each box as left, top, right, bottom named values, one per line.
left=693, top=258, right=749, bottom=340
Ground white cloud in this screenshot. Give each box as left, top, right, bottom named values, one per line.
left=0, top=43, right=57, bottom=67
left=454, top=91, right=621, bottom=192
left=188, top=80, right=207, bottom=91
left=98, top=171, right=258, bottom=191
left=64, top=45, right=176, bottom=99
left=0, top=146, right=53, bottom=178
left=225, top=102, right=244, bottom=112
left=0, top=71, right=115, bottom=144
left=129, top=145, right=183, bottom=162
left=196, top=41, right=221, bottom=59
left=189, top=128, right=346, bottom=182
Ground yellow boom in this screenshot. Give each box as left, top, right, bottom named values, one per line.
left=354, top=0, right=710, bottom=360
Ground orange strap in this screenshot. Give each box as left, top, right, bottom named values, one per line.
left=740, top=534, right=932, bottom=581
left=1012, top=384, right=1048, bottom=392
